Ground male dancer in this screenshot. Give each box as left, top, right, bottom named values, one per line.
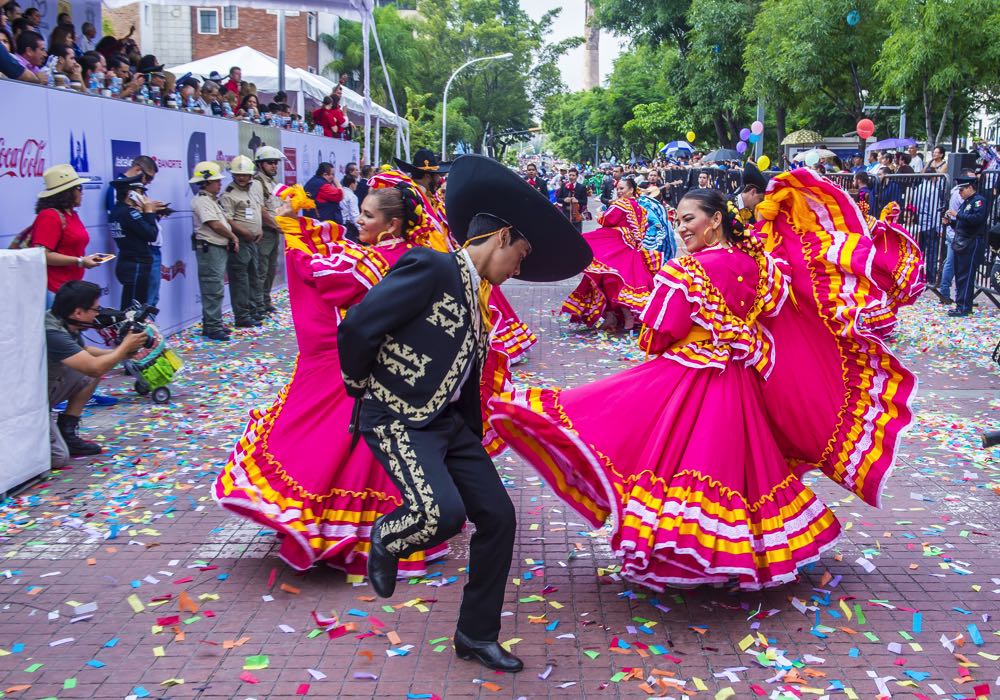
left=338, top=155, right=591, bottom=673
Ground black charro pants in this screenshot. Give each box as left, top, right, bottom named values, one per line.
left=362, top=404, right=516, bottom=641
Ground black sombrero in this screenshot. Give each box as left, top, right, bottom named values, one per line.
left=736, top=162, right=769, bottom=194
left=393, top=147, right=451, bottom=175
left=445, top=154, right=592, bottom=283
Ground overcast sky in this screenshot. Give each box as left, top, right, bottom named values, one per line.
left=519, top=0, right=626, bottom=92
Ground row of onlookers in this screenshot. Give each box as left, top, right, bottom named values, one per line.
left=0, top=2, right=355, bottom=137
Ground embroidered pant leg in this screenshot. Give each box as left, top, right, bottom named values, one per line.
left=363, top=407, right=515, bottom=640
left=362, top=412, right=469, bottom=558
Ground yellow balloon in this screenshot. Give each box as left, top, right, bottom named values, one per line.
left=756, top=155, right=771, bottom=171
left=686, top=131, right=696, bottom=143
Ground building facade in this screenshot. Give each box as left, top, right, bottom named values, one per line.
left=134, top=4, right=320, bottom=72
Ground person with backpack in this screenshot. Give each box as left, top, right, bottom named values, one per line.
left=22, top=164, right=104, bottom=305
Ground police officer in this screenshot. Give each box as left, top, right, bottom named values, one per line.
left=221, top=155, right=265, bottom=327
left=253, top=146, right=284, bottom=315
left=108, top=175, right=160, bottom=309
left=190, top=161, right=240, bottom=341
left=945, top=176, right=988, bottom=318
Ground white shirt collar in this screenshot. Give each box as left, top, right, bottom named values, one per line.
left=459, top=247, right=481, bottom=291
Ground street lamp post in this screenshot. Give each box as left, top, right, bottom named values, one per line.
left=441, top=53, right=513, bottom=158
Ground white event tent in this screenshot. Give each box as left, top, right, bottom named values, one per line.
left=166, top=47, right=408, bottom=155
left=105, top=0, right=407, bottom=162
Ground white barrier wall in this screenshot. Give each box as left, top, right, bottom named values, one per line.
left=0, top=80, right=360, bottom=335
left=0, top=248, right=50, bottom=491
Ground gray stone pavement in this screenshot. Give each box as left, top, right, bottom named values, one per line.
left=0, top=273, right=998, bottom=700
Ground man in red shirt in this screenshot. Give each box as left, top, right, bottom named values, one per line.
left=223, top=65, right=241, bottom=98
left=304, top=162, right=345, bottom=224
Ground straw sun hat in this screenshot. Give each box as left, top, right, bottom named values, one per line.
left=37, top=164, right=90, bottom=199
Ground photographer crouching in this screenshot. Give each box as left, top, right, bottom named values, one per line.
left=47, top=281, right=147, bottom=465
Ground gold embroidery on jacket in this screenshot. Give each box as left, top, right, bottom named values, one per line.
left=378, top=337, right=433, bottom=387
left=427, top=293, right=465, bottom=337
left=367, top=256, right=478, bottom=420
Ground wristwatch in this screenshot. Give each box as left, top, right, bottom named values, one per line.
left=76, top=257, right=83, bottom=267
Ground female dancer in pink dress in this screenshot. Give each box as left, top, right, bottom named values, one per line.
left=491, top=173, right=916, bottom=590
left=213, top=184, right=452, bottom=575
left=563, top=177, right=661, bottom=331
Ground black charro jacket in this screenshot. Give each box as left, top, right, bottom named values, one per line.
left=338, top=247, right=488, bottom=437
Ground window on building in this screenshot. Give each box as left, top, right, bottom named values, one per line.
left=197, top=8, right=219, bottom=34
left=307, top=12, right=317, bottom=40
left=222, top=5, right=238, bottom=29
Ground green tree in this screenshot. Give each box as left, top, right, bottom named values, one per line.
left=744, top=0, right=889, bottom=136
left=414, top=0, right=578, bottom=156
left=591, top=0, right=692, bottom=50
left=875, top=0, right=1000, bottom=148
left=588, top=0, right=757, bottom=150
left=623, top=101, right=683, bottom=160
left=320, top=5, right=426, bottom=116
left=683, top=0, right=759, bottom=147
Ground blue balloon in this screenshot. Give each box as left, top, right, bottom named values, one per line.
left=846, top=10, right=861, bottom=26
left=748, top=133, right=761, bottom=144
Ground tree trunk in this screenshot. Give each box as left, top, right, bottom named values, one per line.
left=712, top=112, right=727, bottom=147
left=933, top=89, right=954, bottom=151
left=923, top=80, right=935, bottom=149
left=775, top=104, right=786, bottom=151
left=724, top=111, right=741, bottom=148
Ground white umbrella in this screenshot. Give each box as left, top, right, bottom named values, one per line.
left=793, top=148, right=836, bottom=161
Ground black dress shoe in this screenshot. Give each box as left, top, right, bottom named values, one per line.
left=202, top=330, right=231, bottom=341
left=947, top=309, right=970, bottom=317
left=367, top=515, right=398, bottom=598
left=454, top=629, right=524, bottom=673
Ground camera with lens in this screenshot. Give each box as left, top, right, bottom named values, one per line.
left=94, top=303, right=160, bottom=349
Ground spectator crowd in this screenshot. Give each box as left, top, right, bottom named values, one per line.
left=0, top=1, right=353, bottom=137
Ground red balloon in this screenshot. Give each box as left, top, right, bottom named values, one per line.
left=857, top=118, right=875, bottom=139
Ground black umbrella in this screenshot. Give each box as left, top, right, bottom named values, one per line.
left=703, top=148, right=742, bottom=163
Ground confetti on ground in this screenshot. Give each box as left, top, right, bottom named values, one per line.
left=0, top=285, right=996, bottom=698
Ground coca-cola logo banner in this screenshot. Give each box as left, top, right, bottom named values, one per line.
left=0, top=138, right=47, bottom=180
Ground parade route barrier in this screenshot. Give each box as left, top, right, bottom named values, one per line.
left=0, top=248, right=50, bottom=495
left=0, top=79, right=360, bottom=336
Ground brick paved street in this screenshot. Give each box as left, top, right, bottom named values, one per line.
left=1, top=275, right=998, bottom=699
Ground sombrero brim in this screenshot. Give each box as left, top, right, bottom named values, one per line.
left=445, top=154, right=592, bottom=283
left=392, top=157, right=451, bottom=175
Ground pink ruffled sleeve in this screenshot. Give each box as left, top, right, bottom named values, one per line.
left=280, top=214, right=374, bottom=313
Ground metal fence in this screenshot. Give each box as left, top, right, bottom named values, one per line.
left=642, top=166, right=1000, bottom=308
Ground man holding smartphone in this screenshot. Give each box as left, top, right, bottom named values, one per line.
left=47, top=281, right=148, bottom=465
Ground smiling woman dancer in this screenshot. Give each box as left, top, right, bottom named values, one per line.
left=490, top=171, right=916, bottom=591
left=213, top=183, right=453, bottom=575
